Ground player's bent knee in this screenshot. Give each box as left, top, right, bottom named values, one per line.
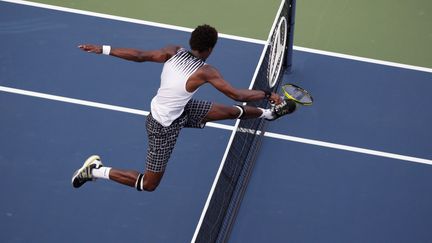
left=232, top=105, right=245, bottom=119
left=142, top=179, right=159, bottom=192
left=135, top=172, right=162, bottom=192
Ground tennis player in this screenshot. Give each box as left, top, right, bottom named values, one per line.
left=72, top=24, right=296, bottom=192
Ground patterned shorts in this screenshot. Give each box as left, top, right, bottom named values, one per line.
left=145, top=99, right=213, bottom=172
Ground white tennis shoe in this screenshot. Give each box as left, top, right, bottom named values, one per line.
left=71, top=155, right=103, bottom=188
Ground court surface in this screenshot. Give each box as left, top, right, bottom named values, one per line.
left=1, top=2, right=432, bottom=243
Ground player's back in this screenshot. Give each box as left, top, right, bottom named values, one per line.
left=151, top=48, right=206, bottom=126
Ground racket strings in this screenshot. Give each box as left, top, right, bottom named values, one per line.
left=283, top=84, right=313, bottom=105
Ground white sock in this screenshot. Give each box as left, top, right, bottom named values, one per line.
left=92, top=167, right=112, bottom=179
left=259, top=108, right=274, bottom=119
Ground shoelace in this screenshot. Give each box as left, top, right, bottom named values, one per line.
left=78, top=166, right=92, bottom=179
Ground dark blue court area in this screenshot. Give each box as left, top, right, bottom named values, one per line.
left=1, top=2, right=432, bottom=243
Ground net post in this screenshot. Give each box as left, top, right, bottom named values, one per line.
left=284, top=0, right=296, bottom=74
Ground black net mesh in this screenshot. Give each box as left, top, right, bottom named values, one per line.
left=195, top=1, right=296, bottom=242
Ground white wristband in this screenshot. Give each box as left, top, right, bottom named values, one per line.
left=102, top=45, right=111, bottom=55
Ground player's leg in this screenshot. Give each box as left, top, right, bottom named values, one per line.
left=203, top=103, right=262, bottom=122
left=71, top=155, right=163, bottom=191
left=203, top=100, right=296, bottom=123
left=72, top=114, right=180, bottom=192
left=108, top=169, right=163, bottom=192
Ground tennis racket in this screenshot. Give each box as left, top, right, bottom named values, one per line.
left=281, top=84, right=313, bottom=105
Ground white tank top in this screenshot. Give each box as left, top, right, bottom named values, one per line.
left=150, top=48, right=206, bottom=126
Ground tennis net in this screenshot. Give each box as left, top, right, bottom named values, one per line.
left=193, top=0, right=296, bottom=242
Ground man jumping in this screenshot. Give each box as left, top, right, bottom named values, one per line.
left=72, top=24, right=296, bottom=192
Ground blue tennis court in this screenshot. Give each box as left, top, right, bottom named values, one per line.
left=1, top=1, right=431, bottom=243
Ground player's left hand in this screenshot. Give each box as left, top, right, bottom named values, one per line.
left=269, top=92, right=283, bottom=105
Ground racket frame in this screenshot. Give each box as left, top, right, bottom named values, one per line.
left=281, top=83, right=313, bottom=105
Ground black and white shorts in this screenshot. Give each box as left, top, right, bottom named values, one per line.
left=145, top=99, right=212, bottom=172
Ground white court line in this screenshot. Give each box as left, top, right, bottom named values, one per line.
left=265, top=132, right=432, bottom=166
left=2, top=0, right=432, bottom=73
left=0, top=85, right=149, bottom=116
left=0, top=85, right=233, bottom=131
left=293, top=46, right=432, bottom=74
left=0, top=0, right=266, bottom=45
left=1, top=85, right=431, bottom=166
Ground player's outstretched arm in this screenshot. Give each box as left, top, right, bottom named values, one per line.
left=202, top=65, right=282, bottom=104
left=78, top=44, right=180, bottom=63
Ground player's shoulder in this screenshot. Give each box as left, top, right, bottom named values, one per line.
left=195, top=63, right=222, bottom=80
left=160, top=45, right=182, bottom=59
left=202, top=63, right=221, bottom=73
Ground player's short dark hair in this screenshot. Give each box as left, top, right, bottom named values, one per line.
left=189, top=24, right=218, bottom=52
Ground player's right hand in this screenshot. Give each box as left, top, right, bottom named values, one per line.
left=78, top=44, right=102, bottom=54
